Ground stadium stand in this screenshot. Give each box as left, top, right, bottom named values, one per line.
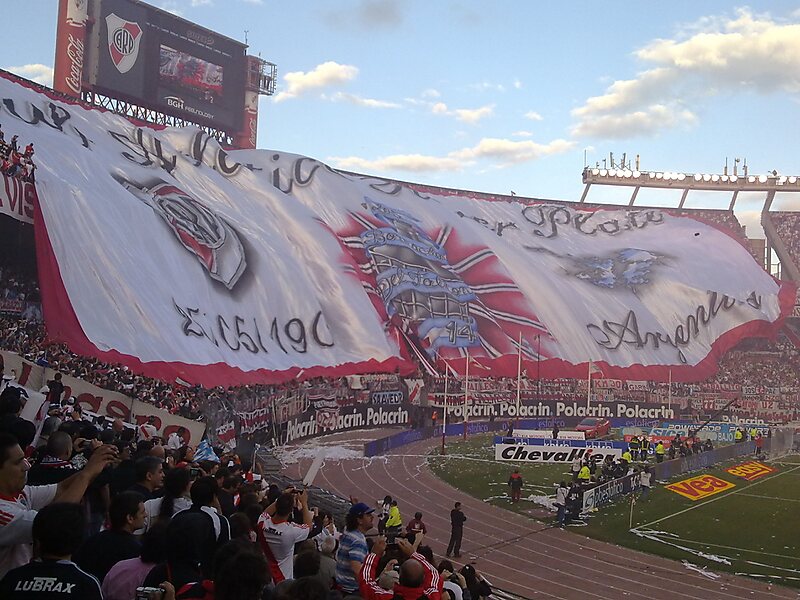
left=0, top=116, right=796, bottom=600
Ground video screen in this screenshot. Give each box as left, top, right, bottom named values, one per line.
left=159, top=45, right=224, bottom=103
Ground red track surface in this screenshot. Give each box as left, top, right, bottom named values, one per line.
left=282, top=430, right=799, bottom=600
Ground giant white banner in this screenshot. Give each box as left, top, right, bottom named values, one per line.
left=0, top=73, right=793, bottom=386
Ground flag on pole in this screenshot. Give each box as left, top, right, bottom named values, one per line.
left=194, top=438, right=220, bottom=463
left=589, top=361, right=603, bottom=376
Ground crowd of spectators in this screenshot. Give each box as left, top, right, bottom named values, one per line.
left=769, top=211, right=800, bottom=274
left=0, top=126, right=36, bottom=183
left=0, top=377, right=492, bottom=599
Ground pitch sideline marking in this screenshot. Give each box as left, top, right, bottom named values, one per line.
left=633, top=463, right=800, bottom=532
left=639, top=533, right=800, bottom=562
left=736, top=492, right=800, bottom=503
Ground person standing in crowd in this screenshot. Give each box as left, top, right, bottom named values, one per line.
left=167, top=426, right=186, bottom=450
left=628, top=435, right=640, bottom=461
left=571, top=455, right=582, bottom=482
left=217, top=474, right=242, bottom=517
left=655, top=440, right=665, bottom=462
left=0, top=432, right=116, bottom=578
left=138, top=416, right=158, bottom=441
left=377, top=494, right=392, bottom=535
left=26, top=432, right=76, bottom=485
left=257, top=488, right=312, bottom=582
left=446, top=501, right=466, bottom=558
left=638, top=466, right=652, bottom=500
left=165, top=476, right=231, bottom=580
left=460, top=563, right=492, bottom=600
left=0, top=503, right=102, bottom=599
left=640, top=435, right=650, bottom=461
left=73, top=491, right=145, bottom=582
left=336, top=501, right=374, bottom=596
left=127, top=456, right=165, bottom=500
left=552, top=422, right=560, bottom=439
left=385, top=499, right=403, bottom=540
left=45, top=373, right=64, bottom=407
left=141, top=466, right=192, bottom=532
left=406, top=511, right=427, bottom=544
left=735, top=428, right=743, bottom=443
left=508, top=468, right=524, bottom=503
left=577, top=460, right=591, bottom=484
left=755, top=433, right=764, bottom=457
left=101, top=523, right=167, bottom=600
left=555, top=481, right=568, bottom=527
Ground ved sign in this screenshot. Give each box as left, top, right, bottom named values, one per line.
left=665, top=474, right=735, bottom=501
left=726, top=461, right=776, bottom=481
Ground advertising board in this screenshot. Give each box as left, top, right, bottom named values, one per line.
left=495, top=443, right=622, bottom=464
left=665, top=474, right=735, bottom=500
left=725, top=461, right=775, bottom=481
left=82, top=0, right=246, bottom=130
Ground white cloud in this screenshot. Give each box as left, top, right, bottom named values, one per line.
left=512, top=131, right=533, bottom=138
left=524, top=110, right=543, bottom=121
left=329, top=92, right=401, bottom=109
left=453, top=104, right=494, bottom=124
left=4, top=64, right=53, bottom=87
left=452, top=137, right=575, bottom=165
left=241, top=0, right=263, bottom=4
left=190, top=0, right=211, bottom=6
left=573, top=104, right=697, bottom=139
left=571, top=9, right=800, bottom=138
left=329, top=135, right=574, bottom=174
left=274, top=61, right=358, bottom=102
left=431, top=102, right=449, bottom=114
left=421, top=88, right=441, bottom=98
left=330, top=154, right=462, bottom=173
left=513, top=79, right=523, bottom=89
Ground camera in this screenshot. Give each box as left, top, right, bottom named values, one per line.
left=189, top=467, right=200, bottom=478
left=135, top=586, right=164, bottom=600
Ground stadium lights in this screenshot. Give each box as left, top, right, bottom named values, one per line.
left=583, top=167, right=800, bottom=193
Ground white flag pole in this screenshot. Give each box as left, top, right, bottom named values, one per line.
left=668, top=368, right=673, bottom=412
left=463, top=349, right=470, bottom=440
left=442, top=361, right=449, bottom=455
left=587, top=361, right=593, bottom=410
left=515, top=332, right=522, bottom=432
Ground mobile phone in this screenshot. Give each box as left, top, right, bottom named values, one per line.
left=135, top=587, right=164, bottom=600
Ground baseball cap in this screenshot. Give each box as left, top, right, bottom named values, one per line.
left=348, top=502, right=375, bottom=517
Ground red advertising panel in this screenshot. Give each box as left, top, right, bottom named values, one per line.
left=53, top=0, right=89, bottom=97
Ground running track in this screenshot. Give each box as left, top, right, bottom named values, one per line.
left=282, top=430, right=799, bottom=600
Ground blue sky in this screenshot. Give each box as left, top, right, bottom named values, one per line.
left=5, top=1, right=800, bottom=234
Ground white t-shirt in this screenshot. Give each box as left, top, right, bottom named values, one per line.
left=257, top=513, right=310, bottom=582
left=138, top=423, right=158, bottom=441
left=0, top=484, right=58, bottom=578
left=166, top=433, right=183, bottom=450
left=640, top=471, right=652, bottom=488
left=444, top=580, right=464, bottom=600
left=139, top=496, right=192, bottom=533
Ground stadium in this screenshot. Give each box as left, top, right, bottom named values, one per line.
left=0, top=1, right=799, bottom=599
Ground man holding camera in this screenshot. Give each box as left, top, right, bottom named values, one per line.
left=359, top=535, right=442, bottom=600
left=0, top=432, right=117, bottom=578
left=256, top=487, right=312, bottom=583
